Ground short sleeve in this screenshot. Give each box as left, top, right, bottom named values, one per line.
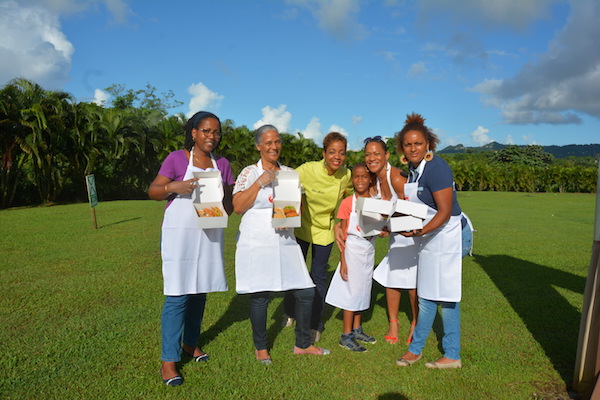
left=427, top=162, right=453, bottom=193
left=216, top=156, right=235, bottom=186
left=158, top=151, right=185, bottom=181
left=233, top=165, right=257, bottom=195
left=336, top=196, right=352, bottom=220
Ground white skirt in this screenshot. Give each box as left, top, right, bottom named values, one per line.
left=325, top=235, right=375, bottom=311
left=373, top=233, right=418, bottom=289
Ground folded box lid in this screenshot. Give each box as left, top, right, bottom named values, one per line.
left=394, top=199, right=428, bottom=219
left=273, top=170, right=301, bottom=201
left=356, top=197, right=395, bottom=216
left=192, top=170, right=224, bottom=203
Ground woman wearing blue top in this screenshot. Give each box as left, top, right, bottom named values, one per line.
left=395, top=113, right=463, bottom=369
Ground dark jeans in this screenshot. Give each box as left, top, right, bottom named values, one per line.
left=250, top=288, right=315, bottom=350
left=283, top=238, right=333, bottom=332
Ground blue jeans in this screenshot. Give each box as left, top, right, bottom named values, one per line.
left=408, top=297, right=461, bottom=360
left=284, top=238, right=333, bottom=332
left=161, top=294, right=206, bottom=362
left=251, top=288, right=314, bottom=350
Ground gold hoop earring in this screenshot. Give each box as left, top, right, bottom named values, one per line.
left=400, top=154, right=409, bottom=165
left=424, top=151, right=434, bottom=162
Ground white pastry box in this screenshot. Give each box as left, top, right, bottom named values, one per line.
left=271, top=170, right=301, bottom=228
left=192, top=170, right=227, bottom=229
left=388, top=199, right=428, bottom=232
left=388, top=215, right=423, bottom=232
left=356, top=197, right=394, bottom=237
left=394, top=199, right=428, bottom=219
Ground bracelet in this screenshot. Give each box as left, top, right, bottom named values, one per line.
left=258, top=180, right=265, bottom=189
left=165, top=184, right=169, bottom=194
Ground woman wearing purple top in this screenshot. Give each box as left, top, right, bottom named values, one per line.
left=148, top=111, right=234, bottom=386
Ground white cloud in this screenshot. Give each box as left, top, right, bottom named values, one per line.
left=300, top=117, right=323, bottom=142
left=328, top=124, right=348, bottom=137
left=470, top=126, right=492, bottom=146
left=352, top=115, right=363, bottom=125
left=377, top=50, right=397, bottom=62
left=0, top=0, right=74, bottom=88
left=472, top=1, right=600, bottom=125
left=92, top=88, right=110, bottom=106
left=408, top=61, right=427, bottom=77
left=253, top=105, right=292, bottom=133
left=187, top=82, right=224, bottom=118
left=0, top=0, right=133, bottom=89
left=522, top=135, right=537, bottom=145
left=418, top=0, right=554, bottom=31
left=286, top=0, right=367, bottom=41
left=504, top=134, right=514, bottom=145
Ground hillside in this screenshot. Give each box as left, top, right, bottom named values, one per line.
left=439, top=142, right=600, bottom=158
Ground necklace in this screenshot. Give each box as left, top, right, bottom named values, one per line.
left=194, top=154, right=212, bottom=168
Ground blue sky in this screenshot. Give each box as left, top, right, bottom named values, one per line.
left=1, top=0, right=599, bottom=151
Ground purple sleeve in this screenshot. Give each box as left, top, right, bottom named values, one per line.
left=215, top=156, right=235, bottom=186
left=158, top=150, right=187, bottom=181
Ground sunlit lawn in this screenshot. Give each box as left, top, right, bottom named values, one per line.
left=0, top=191, right=595, bottom=399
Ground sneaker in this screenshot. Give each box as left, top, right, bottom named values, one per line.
left=281, top=314, right=295, bottom=328
left=339, top=334, right=367, bottom=352
left=311, top=329, right=321, bottom=343
left=353, top=327, right=377, bottom=344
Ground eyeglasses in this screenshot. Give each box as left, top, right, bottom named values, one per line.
left=197, top=129, right=222, bottom=138
left=363, top=135, right=383, bottom=144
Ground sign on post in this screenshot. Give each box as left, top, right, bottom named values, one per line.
left=85, top=174, right=98, bottom=229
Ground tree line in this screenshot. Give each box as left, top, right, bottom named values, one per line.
left=1, top=79, right=597, bottom=209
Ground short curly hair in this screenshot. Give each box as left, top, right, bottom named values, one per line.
left=322, top=132, right=347, bottom=151
left=395, top=113, right=440, bottom=152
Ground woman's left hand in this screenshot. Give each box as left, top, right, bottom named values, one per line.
left=400, top=229, right=423, bottom=237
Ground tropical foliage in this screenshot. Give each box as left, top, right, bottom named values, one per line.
left=0, top=78, right=597, bottom=209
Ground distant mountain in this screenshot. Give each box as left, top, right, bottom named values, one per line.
left=439, top=141, right=600, bottom=158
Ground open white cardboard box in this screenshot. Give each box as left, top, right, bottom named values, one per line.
left=394, top=199, right=428, bottom=219
left=388, top=199, right=428, bottom=232
left=192, top=170, right=227, bottom=229
left=356, top=197, right=394, bottom=237
left=271, top=170, right=301, bottom=228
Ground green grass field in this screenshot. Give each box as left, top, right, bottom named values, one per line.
left=0, top=191, right=595, bottom=399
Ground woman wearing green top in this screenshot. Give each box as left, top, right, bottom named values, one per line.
left=283, top=132, right=353, bottom=342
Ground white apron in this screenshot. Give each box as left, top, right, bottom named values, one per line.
left=235, top=160, right=315, bottom=294
left=325, top=195, right=375, bottom=311
left=161, top=149, right=228, bottom=296
left=373, top=164, right=419, bottom=289
left=405, top=160, right=462, bottom=302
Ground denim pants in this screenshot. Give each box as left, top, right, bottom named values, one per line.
left=251, top=288, right=315, bottom=350
left=283, top=238, right=333, bottom=332
left=161, top=293, right=206, bottom=362
left=408, top=297, right=461, bottom=360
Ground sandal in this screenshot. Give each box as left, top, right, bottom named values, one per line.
left=293, top=346, right=331, bottom=355
left=385, top=319, right=399, bottom=344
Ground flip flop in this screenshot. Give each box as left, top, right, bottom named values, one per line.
left=385, top=335, right=399, bottom=344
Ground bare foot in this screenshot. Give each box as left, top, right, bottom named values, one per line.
left=182, top=344, right=207, bottom=358
left=161, top=361, right=178, bottom=380
left=385, top=320, right=399, bottom=344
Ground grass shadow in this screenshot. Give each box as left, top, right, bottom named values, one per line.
left=199, top=293, right=249, bottom=347
left=99, top=217, right=141, bottom=228
left=474, top=254, right=585, bottom=384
